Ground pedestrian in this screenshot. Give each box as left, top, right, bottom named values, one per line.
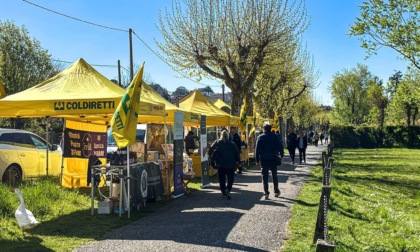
left=255, top=123, right=283, bottom=200
left=230, top=128, right=243, bottom=174
left=286, top=128, right=298, bottom=164
left=313, top=132, right=319, bottom=147
left=275, top=130, right=285, bottom=156
left=210, top=129, right=240, bottom=199
left=297, top=131, right=308, bottom=164
left=320, top=131, right=325, bottom=145
left=325, top=131, right=329, bottom=144
left=184, top=131, right=198, bottom=156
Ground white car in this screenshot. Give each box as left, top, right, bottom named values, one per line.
left=0, top=128, right=62, bottom=186
left=107, top=124, right=147, bottom=161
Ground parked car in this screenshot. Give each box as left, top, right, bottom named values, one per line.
left=106, top=124, right=147, bottom=162
left=0, top=128, right=62, bottom=186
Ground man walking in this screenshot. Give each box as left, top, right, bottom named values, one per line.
left=286, top=128, right=298, bottom=164
left=297, top=131, right=308, bottom=164
left=255, top=123, right=283, bottom=200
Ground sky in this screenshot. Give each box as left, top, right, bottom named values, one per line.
left=1, top=0, right=410, bottom=106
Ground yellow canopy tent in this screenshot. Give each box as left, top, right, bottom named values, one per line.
left=0, top=58, right=166, bottom=187
left=180, top=90, right=239, bottom=126
left=213, top=99, right=231, bottom=114
left=138, top=82, right=200, bottom=126
left=213, top=98, right=251, bottom=127
left=0, top=58, right=165, bottom=123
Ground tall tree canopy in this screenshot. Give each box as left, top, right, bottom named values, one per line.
left=387, top=66, right=420, bottom=126
left=157, top=0, right=309, bottom=115
left=350, top=0, right=420, bottom=70
left=149, top=82, right=171, bottom=101
left=0, top=20, right=58, bottom=95
left=330, top=64, right=375, bottom=125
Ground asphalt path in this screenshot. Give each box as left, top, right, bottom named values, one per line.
left=75, top=144, right=327, bottom=252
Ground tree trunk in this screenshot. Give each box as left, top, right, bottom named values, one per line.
left=230, top=89, right=241, bottom=116
left=406, top=107, right=411, bottom=126
left=413, top=107, right=418, bottom=126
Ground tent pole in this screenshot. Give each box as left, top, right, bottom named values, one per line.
left=45, top=116, right=50, bottom=176
left=164, top=114, right=169, bottom=197
left=60, top=119, right=66, bottom=186
left=127, top=146, right=130, bottom=219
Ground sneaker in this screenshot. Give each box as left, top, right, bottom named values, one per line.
left=226, top=190, right=231, bottom=200
left=264, top=194, right=269, bottom=200
left=275, top=191, right=281, bottom=197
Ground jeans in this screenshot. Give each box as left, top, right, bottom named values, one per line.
left=261, top=160, right=280, bottom=195
left=298, top=148, right=306, bottom=163
left=218, top=167, right=235, bottom=195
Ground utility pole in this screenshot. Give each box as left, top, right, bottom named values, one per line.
left=222, top=84, right=225, bottom=102
left=129, top=28, right=134, bottom=82
left=117, top=60, right=122, bottom=86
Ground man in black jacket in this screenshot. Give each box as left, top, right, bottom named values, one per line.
left=255, top=123, right=284, bottom=199
left=211, top=130, right=240, bottom=199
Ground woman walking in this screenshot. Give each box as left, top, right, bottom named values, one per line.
left=211, top=129, right=240, bottom=199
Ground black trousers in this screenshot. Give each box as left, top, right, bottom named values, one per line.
left=298, top=148, right=306, bottom=163
left=288, top=147, right=296, bottom=163
left=218, top=167, right=235, bottom=195
left=261, top=160, right=280, bottom=195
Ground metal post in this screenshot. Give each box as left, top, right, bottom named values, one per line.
left=117, top=60, right=122, bottom=87
left=222, top=84, right=225, bottom=102
left=119, top=168, right=123, bottom=218
left=129, top=28, right=134, bottom=82
left=45, top=116, right=50, bottom=176
left=91, top=166, right=94, bottom=216
left=127, top=146, right=130, bottom=219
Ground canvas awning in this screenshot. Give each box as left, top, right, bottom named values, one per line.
left=180, top=90, right=239, bottom=126
left=138, top=82, right=200, bottom=126
left=0, top=58, right=165, bottom=124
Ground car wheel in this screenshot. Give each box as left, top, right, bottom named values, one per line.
left=2, top=165, right=22, bottom=187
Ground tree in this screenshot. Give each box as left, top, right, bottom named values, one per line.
left=198, top=85, right=214, bottom=97
left=366, top=77, right=387, bottom=129
left=0, top=20, right=58, bottom=95
left=387, top=66, right=420, bottom=126
left=149, top=82, right=171, bottom=101
left=330, top=64, right=373, bottom=125
left=0, top=20, right=61, bottom=130
left=350, top=0, right=420, bottom=70
left=157, top=0, right=309, bottom=115
left=173, top=86, right=190, bottom=100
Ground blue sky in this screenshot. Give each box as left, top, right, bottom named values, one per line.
left=1, top=1, right=409, bottom=106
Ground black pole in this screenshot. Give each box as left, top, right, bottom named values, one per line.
left=129, top=28, right=134, bottom=82
left=117, top=60, right=122, bottom=87
left=222, top=84, right=225, bottom=102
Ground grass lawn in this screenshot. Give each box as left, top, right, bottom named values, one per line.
left=0, top=177, right=171, bottom=251
left=282, top=148, right=420, bottom=252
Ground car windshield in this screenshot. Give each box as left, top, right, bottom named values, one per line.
left=107, top=128, right=145, bottom=145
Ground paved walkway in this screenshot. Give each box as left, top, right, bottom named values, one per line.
left=76, top=144, right=327, bottom=252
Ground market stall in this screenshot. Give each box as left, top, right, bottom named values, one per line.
left=180, top=90, right=240, bottom=177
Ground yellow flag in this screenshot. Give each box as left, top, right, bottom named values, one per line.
left=249, top=126, right=256, bottom=138
left=239, top=98, right=247, bottom=132
left=0, top=80, right=6, bottom=98
left=111, top=63, right=144, bottom=149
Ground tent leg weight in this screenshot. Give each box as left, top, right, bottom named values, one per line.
left=316, top=239, right=335, bottom=252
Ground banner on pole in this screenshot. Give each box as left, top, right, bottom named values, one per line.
left=200, top=115, right=210, bottom=187
left=173, top=112, right=184, bottom=198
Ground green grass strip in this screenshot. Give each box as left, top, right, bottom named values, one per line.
left=282, top=148, right=420, bottom=252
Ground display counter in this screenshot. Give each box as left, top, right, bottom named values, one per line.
left=240, top=147, right=249, bottom=162
left=191, top=154, right=217, bottom=177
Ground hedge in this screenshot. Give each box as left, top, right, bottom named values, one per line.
left=329, top=126, right=420, bottom=148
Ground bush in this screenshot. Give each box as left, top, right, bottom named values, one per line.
left=330, top=125, right=420, bottom=148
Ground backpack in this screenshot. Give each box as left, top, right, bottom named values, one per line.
left=209, top=140, right=220, bottom=169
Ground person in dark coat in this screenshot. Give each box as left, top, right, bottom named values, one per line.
left=275, top=130, right=285, bottom=155
left=211, top=129, right=240, bottom=199
left=286, top=128, right=298, bottom=164
left=255, top=124, right=283, bottom=199
left=230, top=128, right=243, bottom=174
left=297, top=131, right=308, bottom=164
left=184, top=131, right=198, bottom=156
